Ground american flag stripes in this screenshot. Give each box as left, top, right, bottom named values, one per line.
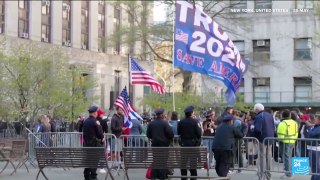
left=130, top=57, right=165, bottom=94
left=114, top=87, right=133, bottom=128
left=175, top=29, right=189, bottom=44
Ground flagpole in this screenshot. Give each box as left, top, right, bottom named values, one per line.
left=128, top=54, right=132, bottom=103
left=171, top=1, right=176, bottom=111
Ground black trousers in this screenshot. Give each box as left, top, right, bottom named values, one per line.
left=180, top=140, right=198, bottom=180
left=151, top=142, right=170, bottom=179
left=214, top=150, right=232, bottom=177
left=83, top=141, right=102, bottom=179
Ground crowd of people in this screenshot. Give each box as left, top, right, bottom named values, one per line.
left=25, top=102, right=320, bottom=180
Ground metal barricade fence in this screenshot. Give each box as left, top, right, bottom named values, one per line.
left=263, top=137, right=320, bottom=178
left=28, top=132, right=83, bottom=161
left=200, top=136, right=260, bottom=172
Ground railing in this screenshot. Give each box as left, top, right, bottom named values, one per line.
left=241, top=91, right=316, bottom=104
left=263, top=137, right=320, bottom=178
left=28, top=132, right=83, bottom=161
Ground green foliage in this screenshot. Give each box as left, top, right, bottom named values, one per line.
left=234, top=93, right=253, bottom=112
left=142, top=92, right=252, bottom=117
left=142, top=92, right=211, bottom=117
left=0, top=41, right=91, bottom=122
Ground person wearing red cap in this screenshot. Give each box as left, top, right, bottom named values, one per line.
left=97, top=109, right=108, bottom=134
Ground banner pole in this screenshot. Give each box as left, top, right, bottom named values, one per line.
left=128, top=54, right=132, bottom=103
left=172, top=1, right=176, bottom=111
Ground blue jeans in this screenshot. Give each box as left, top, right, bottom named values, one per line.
left=309, top=150, right=320, bottom=180
left=202, top=139, right=214, bottom=164
left=282, top=143, right=294, bottom=177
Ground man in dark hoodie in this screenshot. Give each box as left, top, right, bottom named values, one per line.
left=212, top=114, right=247, bottom=177
left=253, top=103, right=274, bottom=180
left=216, top=106, right=233, bottom=126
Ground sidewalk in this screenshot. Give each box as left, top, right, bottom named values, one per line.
left=0, top=163, right=311, bottom=180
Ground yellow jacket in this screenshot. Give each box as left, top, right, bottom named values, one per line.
left=277, top=119, right=298, bottom=144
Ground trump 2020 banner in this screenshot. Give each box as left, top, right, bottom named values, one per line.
left=174, top=1, right=248, bottom=105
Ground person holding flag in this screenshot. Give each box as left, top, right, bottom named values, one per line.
left=112, top=86, right=142, bottom=166
left=110, top=107, right=125, bottom=168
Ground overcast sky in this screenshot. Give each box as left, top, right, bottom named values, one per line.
left=153, top=1, right=167, bottom=22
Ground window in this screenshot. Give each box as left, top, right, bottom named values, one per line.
left=18, top=19, right=28, bottom=36
left=98, top=14, right=105, bottom=29
left=81, top=9, right=88, bottom=24
left=62, top=29, right=70, bottom=43
left=62, top=1, right=71, bottom=46
left=234, top=40, right=245, bottom=60
left=237, top=78, right=245, bottom=101
left=294, top=38, right=312, bottom=60
left=255, top=0, right=272, bottom=9
left=253, top=78, right=270, bottom=103
left=294, top=77, right=312, bottom=102
left=296, top=0, right=314, bottom=9
left=253, top=39, right=270, bottom=61
left=81, top=1, right=89, bottom=50
left=42, top=0, right=51, bottom=43
left=81, top=33, right=88, bottom=49
left=18, top=0, right=27, bottom=9
left=62, top=2, right=71, bottom=20
left=0, top=1, right=4, bottom=33
left=18, top=0, right=29, bottom=37
left=98, top=2, right=105, bottom=52
left=114, top=7, right=121, bottom=54
left=42, top=1, right=50, bottom=15
left=114, top=8, right=121, bottom=24
left=41, top=25, right=50, bottom=42
left=230, top=0, right=247, bottom=10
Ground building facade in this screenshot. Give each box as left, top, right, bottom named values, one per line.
left=206, top=0, right=320, bottom=109
left=1, top=0, right=153, bottom=112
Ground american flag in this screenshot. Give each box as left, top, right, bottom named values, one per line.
left=114, top=87, right=133, bottom=128
left=130, top=57, right=165, bottom=94
left=175, top=29, right=189, bottom=44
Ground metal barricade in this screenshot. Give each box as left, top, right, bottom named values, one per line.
left=104, top=133, right=121, bottom=176
left=200, top=136, right=260, bottom=172
left=28, top=132, right=83, bottom=161
left=120, top=134, right=150, bottom=148
left=231, top=137, right=260, bottom=173
left=263, top=137, right=320, bottom=178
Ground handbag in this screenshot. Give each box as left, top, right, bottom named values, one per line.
left=146, top=166, right=152, bottom=179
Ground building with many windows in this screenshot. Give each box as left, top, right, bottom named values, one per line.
left=223, top=0, right=320, bottom=109
left=1, top=0, right=153, bottom=111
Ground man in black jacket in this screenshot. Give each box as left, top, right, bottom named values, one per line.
left=147, top=108, right=174, bottom=180
left=178, top=106, right=202, bottom=180
left=212, top=114, right=247, bottom=177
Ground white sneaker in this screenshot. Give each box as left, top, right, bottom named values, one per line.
left=99, top=168, right=106, bottom=173
left=228, top=170, right=235, bottom=175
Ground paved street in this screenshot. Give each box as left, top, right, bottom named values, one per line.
left=0, top=162, right=311, bottom=180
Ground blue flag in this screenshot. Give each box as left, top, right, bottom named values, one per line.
left=174, top=1, right=248, bottom=105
